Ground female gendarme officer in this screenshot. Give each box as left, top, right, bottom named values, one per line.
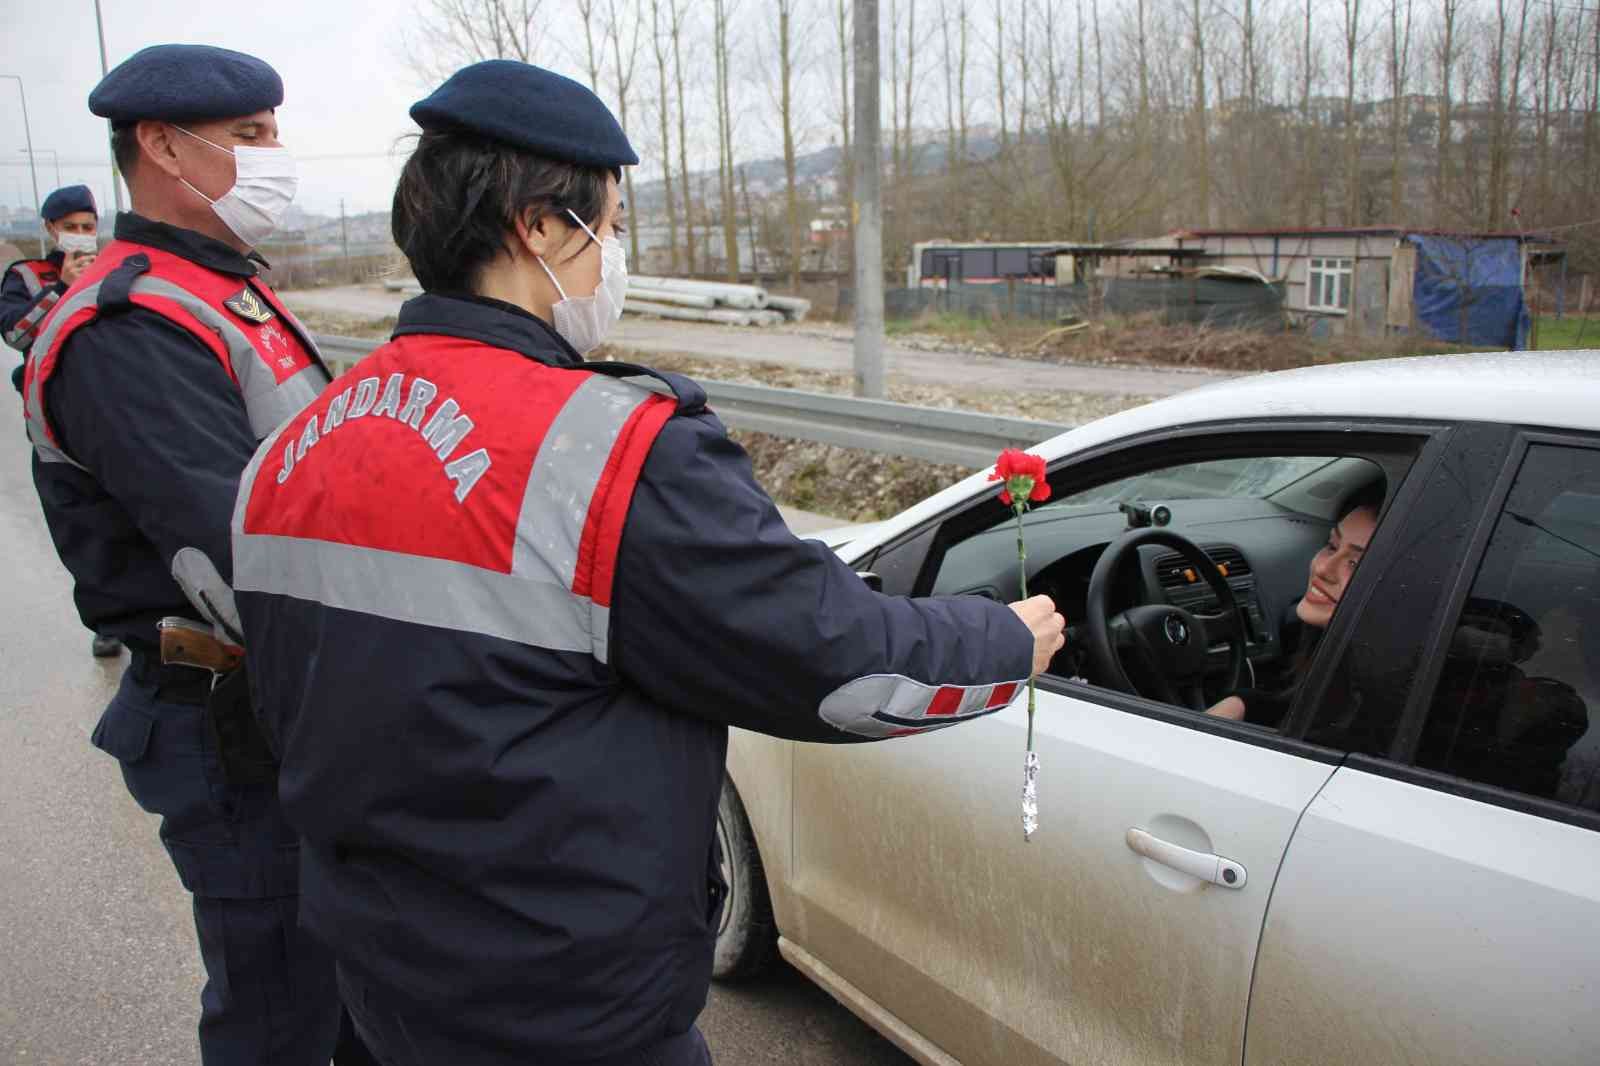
left=232, top=60, right=1064, bottom=1066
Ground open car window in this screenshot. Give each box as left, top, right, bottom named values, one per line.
left=928, top=449, right=1392, bottom=730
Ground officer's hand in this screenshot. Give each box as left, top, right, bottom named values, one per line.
left=1009, top=594, right=1066, bottom=677
left=60, top=252, right=95, bottom=285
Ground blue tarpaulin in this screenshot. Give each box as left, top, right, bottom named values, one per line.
left=1409, top=234, right=1531, bottom=349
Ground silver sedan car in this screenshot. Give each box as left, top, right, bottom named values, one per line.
left=714, top=350, right=1600, bottom=1066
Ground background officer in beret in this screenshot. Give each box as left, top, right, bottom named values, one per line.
left=233, top=60, right=1064, bottom=1066
left=20, top=44, right=371, bottom=1065
left=3, top=185, right=99, bottom=391
left=2, top=185, right=121, bottom=658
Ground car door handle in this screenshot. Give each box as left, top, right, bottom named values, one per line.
left=1126, top=828, right=1248, bottom=889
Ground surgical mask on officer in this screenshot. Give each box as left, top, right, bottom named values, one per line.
left=534, top=209, right=627, bottom=355
left=172, top=125, right=299, bottom=249
left=55, top=231, right=99, bottom=255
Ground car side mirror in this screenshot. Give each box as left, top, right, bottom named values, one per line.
left=856, top=570, right=884, bottom=593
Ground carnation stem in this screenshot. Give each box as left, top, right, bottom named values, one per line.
left=1015, top=502, right=1035, bottom=753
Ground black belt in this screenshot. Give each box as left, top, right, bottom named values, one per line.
left=128, top=652, right=213, bottom=704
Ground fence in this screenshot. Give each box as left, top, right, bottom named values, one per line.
left=840, top=276, right=1287, bottom=330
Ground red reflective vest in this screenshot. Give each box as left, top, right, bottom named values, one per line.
left=233, top=332, right=677, bottom=665
left=3, top=257, right=62, bottom=350
left=23, top=240, right=329, bottom=469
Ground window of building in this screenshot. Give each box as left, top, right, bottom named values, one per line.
left=1415, top=443, right=1600, bottom=813
left=1307, top=257, right=1353, bottom=313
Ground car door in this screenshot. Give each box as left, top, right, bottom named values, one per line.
left=786, top=422, right=1438, bottom=1066
left=1247, top=428, right=1600, bottom=1065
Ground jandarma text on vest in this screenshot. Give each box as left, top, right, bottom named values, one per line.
left=275, top=372, right=492, bottom=502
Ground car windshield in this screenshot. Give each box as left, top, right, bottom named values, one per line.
left=1056, top=456, right=1336, bottom=506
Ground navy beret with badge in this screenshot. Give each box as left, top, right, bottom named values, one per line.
left=410, top=60, right=638, bottom=171
left=41, top=185, right=96, bottom=222
left=89, top=43, right=284, bottom=124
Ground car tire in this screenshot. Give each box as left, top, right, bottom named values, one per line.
left=713, top=778, right=777, bottom=980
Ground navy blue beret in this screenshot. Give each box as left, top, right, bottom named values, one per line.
left=89, top=44, right=283, bottom=123
left=41, top=185, right=96, bottom=222
left=411, top=61, right=637, bottom=170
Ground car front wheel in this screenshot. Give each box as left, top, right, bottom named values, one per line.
left=712, top=779, right=777, bottom=979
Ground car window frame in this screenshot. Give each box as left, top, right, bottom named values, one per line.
left=1373, top=425, right=1600, bottom=834
left=900, top=416, right=1452, bottom=760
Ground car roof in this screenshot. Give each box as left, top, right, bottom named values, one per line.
left=860, top=350, right=1600, bottom=552
left=1063, top=349, right=1600, bottom=458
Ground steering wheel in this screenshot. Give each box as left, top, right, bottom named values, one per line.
left=1084, top=528, right=1246, bottom=711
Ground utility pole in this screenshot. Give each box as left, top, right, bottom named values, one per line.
left=852, top=0, right=885, bottom=399
left=340, top=198, right=351, bottom=281
left=0, top=75, right=44, bottom=256
left=93, top=0, right=125, bottom=214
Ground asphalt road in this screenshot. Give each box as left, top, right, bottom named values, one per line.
left=284, top=284, right=1234, bottom=399
left=0, top=392, right=910, bottom=1065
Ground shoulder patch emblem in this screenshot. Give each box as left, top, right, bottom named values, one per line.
left=224, top=288, right=275, bottom=324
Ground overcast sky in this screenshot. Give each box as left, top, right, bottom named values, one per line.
left=0, top=1, right=496, bottom=218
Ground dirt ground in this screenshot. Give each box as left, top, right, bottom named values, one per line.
left=875, top=309, right=1484, bottom=373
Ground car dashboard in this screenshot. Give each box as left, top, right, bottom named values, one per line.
left=929, top=498, right=1333, bottom=686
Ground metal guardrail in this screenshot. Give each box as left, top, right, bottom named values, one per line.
left=312, top=334, right=1073, bottom=469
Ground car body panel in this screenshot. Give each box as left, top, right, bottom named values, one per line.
left=788, top=684, right=1338, bottom=1066
left=1245, top=765, right=1600, bottom=1066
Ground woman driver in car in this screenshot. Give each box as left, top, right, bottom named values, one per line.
left=1206, top=481, right=1385, bottom=723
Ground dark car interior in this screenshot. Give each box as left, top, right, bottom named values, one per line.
left=923, top=455, right=1389, bottom=718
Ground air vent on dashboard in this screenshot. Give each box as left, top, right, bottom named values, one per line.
left=1155, top=545, right=1253, bottom=591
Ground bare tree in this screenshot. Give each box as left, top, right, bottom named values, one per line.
left=399, top=0, right=546, bottom=83
left=668, top=0, right=695, bottom=273
left=603, top=0, right=642, bottom=262
left=649, top=0, right=678, bottom=272
left=1190, top=0, right=1212, bottom=225
left=1341, top=0, right=1364, bottom=223
left=774, top=0, right=803, bottom=290
left=834, top=0, right=853, bottom=269
left=575, top=0, right=605, bottom=91
left=1487, top=0, right=1531, bottom=229
left=1434, top=0, right=1460, bottom=227
left=713, top=0, right=740, bottom=279
left=1387, top=0, right=1415, bottom=221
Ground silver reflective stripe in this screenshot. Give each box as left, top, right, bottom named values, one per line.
left=817, top=673, right=1022, bottom=738
left=232, top=416, right=293, bottom=537
left=512, top=374, right=655, bottom=586
left=24, top=279, right=106, bottom=467
left=26, top=270, right=330, bottom=467
left=128, top=276, right=329, bottom=437
left=232, top=533, right=597, bottom=655
left=13, top=262, right=43, bottom=297
left=4, top=289, right=57, bottom=350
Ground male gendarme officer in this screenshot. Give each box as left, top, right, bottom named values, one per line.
left=3, top=184, right=100, bottom=391
left=232, top=60, right=1065, bottom=1066
left=21, top=44, right=356, bottom=1064
left=4, top=185, right=123, bottom=658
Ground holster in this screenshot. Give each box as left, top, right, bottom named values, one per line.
left=205, top=665, right=281, bottom=786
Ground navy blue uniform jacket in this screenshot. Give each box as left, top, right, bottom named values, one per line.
left=233, top=294, right=1034, bottom=1065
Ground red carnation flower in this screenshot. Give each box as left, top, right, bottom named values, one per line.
left=988, top=448, right=1051, bottom=506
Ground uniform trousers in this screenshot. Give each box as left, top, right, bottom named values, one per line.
left=92, top=666, right=344, bottom=1064
left=340, top=966, right=715, bottom=1066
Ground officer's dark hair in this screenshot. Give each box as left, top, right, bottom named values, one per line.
left=110, top=122, right=140, bottom=179
left=392, top=129, right=611, bottom=293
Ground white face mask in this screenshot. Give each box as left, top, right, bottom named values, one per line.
left=56, top=231, right=98, bottom=255
left=174, top=125, right=299, bottom=248
left=535, top=209, right=627, bottom=355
